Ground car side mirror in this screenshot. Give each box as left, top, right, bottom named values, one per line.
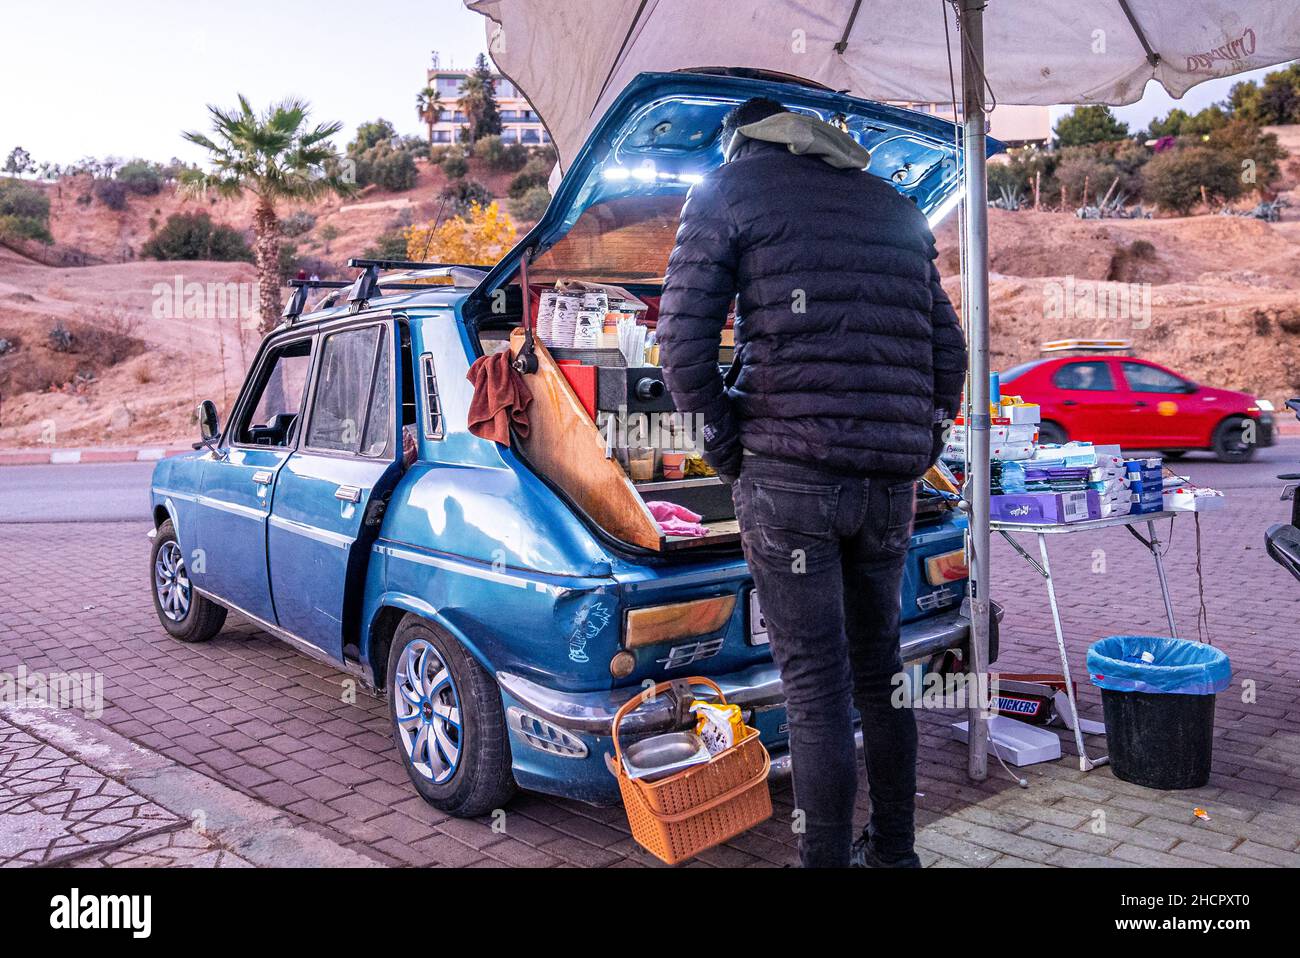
left=198, top=400, right=220, bottom=443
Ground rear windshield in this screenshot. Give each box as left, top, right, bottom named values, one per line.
left=999, top=360, right=1046, bottom=384
left=530, top=194, right=684, bottom=286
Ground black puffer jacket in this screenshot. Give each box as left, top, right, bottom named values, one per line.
left=658, top=130, right=967, bottom=479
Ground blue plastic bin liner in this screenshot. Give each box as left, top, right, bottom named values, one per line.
left=1087, top=636, right=1230, bottom=695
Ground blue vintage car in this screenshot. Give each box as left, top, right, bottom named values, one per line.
left=148, top=70, right=1001, bottom=815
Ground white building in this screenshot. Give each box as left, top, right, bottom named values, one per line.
left=427, top=66, right=551, bottom=146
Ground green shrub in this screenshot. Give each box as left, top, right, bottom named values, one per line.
left=473, top=135, right=528, bottom=172
left=986, top=161, right=1023, bottom=197
left=92, top=178, right=129, bottom=211
left=116, top=160, right=164, bottom=196
left=509, top=186, right=551, bottom=221
left=48, top=321, right=74, bottom=352
left=442, top=179, right=493, bottom=217
left=1205, top=120, right=1284, bottom=193
left=440, top=150, right=469, bottom=180
left=1056, top=152, right=1117, bottom=205
left=0, top=178, right=52, bottom=243
left=363, top=226, right=410, bottom=260
left=279, top=210, right=317, bottom=237
left=508, top=155, right=552, bottom=198
left=140, top=211, right=253, bottom=261
left=355, top=143, right=419, bottom=192
left=1054, top=105, right=1129, bottom=147
left=348, top=119, right=398, bottom=156
left=1142, top=146, right=1241, bottom=214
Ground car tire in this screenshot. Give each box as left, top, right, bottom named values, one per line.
left=1212, top=416, right=1256, bottom=463
left=387, top=615, right=516, bottom=818
left=1037, top=420, right=1068, bottom=446
left=150, top=519, right=227, bottom=643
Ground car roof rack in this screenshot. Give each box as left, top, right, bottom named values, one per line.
left=1041, top=338, right=1132, bottom=354
left=280, top=259, right=490, bottom=323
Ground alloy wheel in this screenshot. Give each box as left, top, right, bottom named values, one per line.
left=393, top=638, right=462, bottom=784
left=154, top=540, right=191, bottom=622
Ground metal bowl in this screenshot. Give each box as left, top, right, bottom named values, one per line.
left=622, top=731, right=711, bottom=781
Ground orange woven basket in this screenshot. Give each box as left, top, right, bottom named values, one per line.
left=612, top=677, right=772, bottom=865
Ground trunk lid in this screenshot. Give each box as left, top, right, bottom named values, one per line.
left=472, top=69, right=1000, bottom=299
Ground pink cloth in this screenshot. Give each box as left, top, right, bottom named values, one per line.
left=646, top=500, right=709, bottom=538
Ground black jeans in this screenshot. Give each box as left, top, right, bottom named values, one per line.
left=732, top=455, right=918, bottom=868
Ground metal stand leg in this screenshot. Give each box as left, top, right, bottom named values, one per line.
left=1035, top=533, right=1105, bottom=771
left=1147, top=520, right=1178, bottom=639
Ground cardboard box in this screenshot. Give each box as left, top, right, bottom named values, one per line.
left=991, top=490, right=1098, bottom=524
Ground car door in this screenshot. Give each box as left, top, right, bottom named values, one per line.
left=1046, top=359, right=1129, bottom=444
left=195, top=335, right=315, bottom=623
left=267, top=318, right=402, bottom=659
left=1117, top=360, right=1203, bottom=448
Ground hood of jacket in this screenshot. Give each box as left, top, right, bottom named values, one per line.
left=730, top=112, right=873, bottom=169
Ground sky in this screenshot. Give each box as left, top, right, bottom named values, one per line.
left=0, top=0, right=1289, bottom=169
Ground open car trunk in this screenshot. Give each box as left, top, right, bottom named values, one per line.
left=506, top=327, right=739, bottom=552
left=467, top=70, right=991, bottom=553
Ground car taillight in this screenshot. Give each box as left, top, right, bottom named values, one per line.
left=623, top=595, right=736, bottom=649
left=926, top=548, right=968, bottom=586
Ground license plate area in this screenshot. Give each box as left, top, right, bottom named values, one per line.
left=747, top=590, right=769, bottom=646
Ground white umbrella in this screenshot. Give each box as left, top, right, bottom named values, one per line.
left=467, top=0, right=1300, bottom=778
left=470, top=1, right=1299, bottom=174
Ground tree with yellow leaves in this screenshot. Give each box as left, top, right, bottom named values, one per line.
left=405, top=201, right=516, bottom=266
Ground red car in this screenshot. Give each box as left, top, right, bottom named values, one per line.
left=999, top=354, right=1276, bottom=463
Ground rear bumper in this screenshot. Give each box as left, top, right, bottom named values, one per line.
left=496, top=601, right=1003, bottom=741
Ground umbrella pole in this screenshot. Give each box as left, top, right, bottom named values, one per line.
left=960, top=0, right=991, bottom=781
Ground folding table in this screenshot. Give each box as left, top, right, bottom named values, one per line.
left=991, top=510, right=1179, bottom=771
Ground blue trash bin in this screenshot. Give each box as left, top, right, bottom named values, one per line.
left=1087, top=636, right=1231, bottom=789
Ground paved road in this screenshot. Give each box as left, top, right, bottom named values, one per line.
left=1, top=438, right=1296, bottom=524
left=0, top=461, right=154, bottom=522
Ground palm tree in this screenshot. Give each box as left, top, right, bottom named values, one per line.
left=459, top=54, right=502, bottom=143
left=416, top=86, right=444, bottom=149
left=181, top=95, right=354, bottom=333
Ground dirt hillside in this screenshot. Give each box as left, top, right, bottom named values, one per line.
left=934, top=205, right=1300, bottom=408
left=27, top=156, right=521, bottom=269
left=3, top=132, right=1300, bottom=448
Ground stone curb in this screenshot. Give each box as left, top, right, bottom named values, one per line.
left=0, top=705, right=381, bottom=868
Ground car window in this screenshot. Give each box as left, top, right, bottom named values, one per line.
left=235, top=338, right=313, bottom=446
left=360, top=332, right=394, bottom=458
left=1122, top=361, right=1187, bottom=393
left=306, top=325, right=383, bottom=454
left=421, top=352, right=444, bottom=440
left=1052, top=361, right=1114, bottom=391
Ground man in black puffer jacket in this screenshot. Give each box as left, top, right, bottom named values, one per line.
left=658, top=97, right=967, bottom=869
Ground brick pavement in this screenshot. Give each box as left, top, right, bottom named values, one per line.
left=1, top=483, right=1299, bottom=867
left=0, top=719, right=187, bottom=867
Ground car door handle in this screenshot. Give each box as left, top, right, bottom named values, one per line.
left=335, top=484, right=362, bottom=503
left=1134, top=400, right=1149, bottom=408
left=1061, top=400, right=1077, bottom=407
left=251, top=470, right=273, bottom=484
